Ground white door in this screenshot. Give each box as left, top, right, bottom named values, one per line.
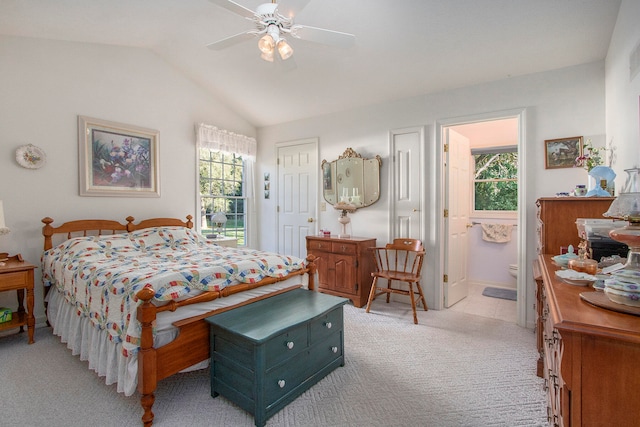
left=390, top=128, right=422, bottom=240
left=444, top=128, right=471, bottom=307
left=277, top=140, right=318, bottom=258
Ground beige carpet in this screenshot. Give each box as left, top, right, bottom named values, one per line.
left=1, top=301, right=546, bottom=426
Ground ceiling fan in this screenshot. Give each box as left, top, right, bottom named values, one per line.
left=207, top=0, right=356, bottom=62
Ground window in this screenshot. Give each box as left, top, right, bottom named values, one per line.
left=472, top=147, right=518, bottom=215
left=199, top=149, right=246, bottom=245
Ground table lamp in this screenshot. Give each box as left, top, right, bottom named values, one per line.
left=586, top=165, right=616, bottom=197
left=0, top=200, right=10, bottom=264
left=210, top=211, right=228, bottom=238
left=334, top=201, right=356, bottom=238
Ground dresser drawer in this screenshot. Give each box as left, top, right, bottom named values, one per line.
left=0, top=271, right=28, bottom=290
left=331, top=242, right=357, bottom=255
left=264, top=350, right=310, bottom=406
left=265, top=323, right=308, bottom=368
left=308, top=331, right=343, bottom=371
left=309, top=307, right=343, bottom=344
left=307, top=239, right=332, bottom=252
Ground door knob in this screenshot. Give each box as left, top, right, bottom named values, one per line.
left=412, top=208, right=419, bottom=212
left=308, top=218, right=314, bottom=223
left=466, top=223, right=473, bottom=228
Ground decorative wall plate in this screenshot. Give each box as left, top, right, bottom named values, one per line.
left=16, top=144, right=46, bottom=169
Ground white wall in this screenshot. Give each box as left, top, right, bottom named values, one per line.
left=6, top=13, right=639, bottom=330
left=468, top=219, right=518, bottom=289
left=257, top=61, right=607, bottom=328
left=606, top=0, right=640, bottom=173
left=0, top=35, right=255, bottom=324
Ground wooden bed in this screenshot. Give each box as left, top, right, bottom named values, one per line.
left=41, top=215, right=315, bottom=426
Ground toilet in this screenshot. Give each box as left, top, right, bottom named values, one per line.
left=508, top=263, right=518, bottom=279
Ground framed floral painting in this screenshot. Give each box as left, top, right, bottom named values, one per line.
left=78, top=116, right=160, bottom=197
left=544, top=136, right=582, bottom=169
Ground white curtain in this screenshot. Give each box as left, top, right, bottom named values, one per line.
left=195, top=123, right=257, bottom=248
left=195, top=123, right=256, bottom=159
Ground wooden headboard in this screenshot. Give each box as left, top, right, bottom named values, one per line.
left=41, top=215, right=194, bottom=251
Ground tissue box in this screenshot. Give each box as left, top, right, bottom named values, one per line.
left=0, top=307, right=12, bottom=323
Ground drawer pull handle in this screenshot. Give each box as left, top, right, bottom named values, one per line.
left=325, top=322, right=332, bottom=329
left=331, top=346, right=338, bottom=353
left=286, top=341, right=294, bottom=350
left=278, top=379, right=286, bottom=388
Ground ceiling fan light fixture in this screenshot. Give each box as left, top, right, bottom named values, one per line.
left=260, top=50, right=275, bottom=62
left=277, top=39, right=293, bottom=60
left=258, top=33, right=275, bottom=54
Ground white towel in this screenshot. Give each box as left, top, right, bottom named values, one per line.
left=481, top=223, right=513, bottom=243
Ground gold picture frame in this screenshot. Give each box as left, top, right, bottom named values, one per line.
left=544, top=136, right=582, bottom=169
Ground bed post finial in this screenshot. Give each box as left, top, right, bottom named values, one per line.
left=126, top=216, right=136, bottom=232
left=42, top=217, right=55, bottom=251
left=305, top=254, right=317, bottom=291
left=185, top=215, right=193, bottom=229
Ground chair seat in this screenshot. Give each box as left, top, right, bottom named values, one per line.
left=373, top=271, right=420, bottom=282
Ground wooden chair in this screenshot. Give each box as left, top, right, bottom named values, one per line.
left=365, top=238, right=427, bottom=324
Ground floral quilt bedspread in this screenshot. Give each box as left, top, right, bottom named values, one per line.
left=42, top=226, right=306, bottom=356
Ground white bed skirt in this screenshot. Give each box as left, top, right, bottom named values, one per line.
left=46, top=275, right=308, bottom=396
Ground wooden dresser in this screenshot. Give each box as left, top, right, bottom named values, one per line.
left=536, top=197, right=615, bottom=255
left=537, top=255, right=640, bottom=426
left=306, top=235, right=376, bottom=307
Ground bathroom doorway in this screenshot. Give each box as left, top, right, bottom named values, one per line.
left=439, top=111, right=524, bottom=324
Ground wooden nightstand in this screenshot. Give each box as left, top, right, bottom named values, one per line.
left=0, top=254, right=36, bottom=343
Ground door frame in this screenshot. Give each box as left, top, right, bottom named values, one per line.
left=433, top=108, right=527, bottom=327
left=275, top=138, right=319, bottom=258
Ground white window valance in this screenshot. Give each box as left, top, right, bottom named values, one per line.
left=196, top=123, right=257, bottom=159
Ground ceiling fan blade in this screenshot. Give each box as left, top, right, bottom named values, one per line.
left=277, top=0, right=312, bottom=19
left=207, top=31, right=256, bottom=50
left=291, top=25, right=356, bottom=48
left=208, top=0, right=256, bottom=19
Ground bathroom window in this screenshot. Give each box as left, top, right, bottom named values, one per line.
left=472, top=147, right=517, bottom=217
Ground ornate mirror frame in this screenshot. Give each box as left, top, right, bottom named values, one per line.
left=321, top=147, right=382, bottom=209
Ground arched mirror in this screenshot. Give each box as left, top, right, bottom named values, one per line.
left=322, top=147, right=382, bottom=209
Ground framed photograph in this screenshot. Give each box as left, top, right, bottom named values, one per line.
left=544, top=136, right=582, bottom=169
left=78, top=116, right=160, bottom=197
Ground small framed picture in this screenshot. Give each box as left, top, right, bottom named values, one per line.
left=544, top=136, right=582, bottom=169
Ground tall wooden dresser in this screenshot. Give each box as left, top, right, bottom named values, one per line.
left=306, top=235, right=376, bottom=307
left=536, top=197, right=615, bottom=255
left=537, top=255, right=640, bottom=426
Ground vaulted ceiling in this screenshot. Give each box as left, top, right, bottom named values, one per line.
left=0, top=0, right=621, bottom=127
